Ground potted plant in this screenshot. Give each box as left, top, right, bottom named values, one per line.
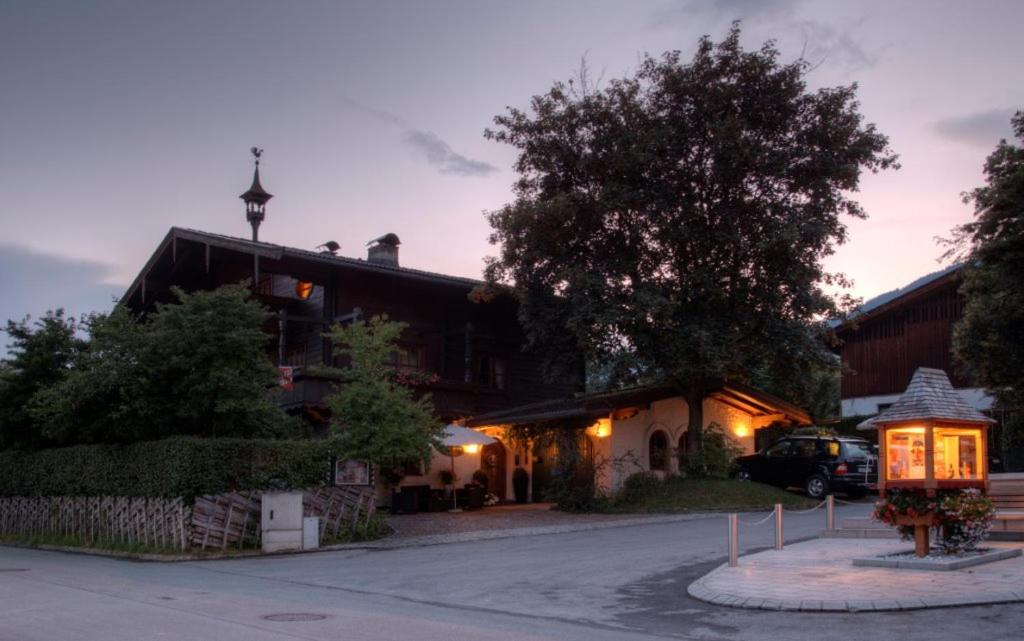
left=512, top=467, right=529, bottom=504
left=471, top=469, right=490, bottom=489
left=439, top=469, right=454, bottom=497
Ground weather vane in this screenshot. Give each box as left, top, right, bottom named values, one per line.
left=250, top=146, right=263, bottom=166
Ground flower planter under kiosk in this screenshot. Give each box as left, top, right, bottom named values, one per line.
left=859, top=367, right=995, bottom=557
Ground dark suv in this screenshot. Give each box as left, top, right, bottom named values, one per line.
left=736, top=436, right=877, bottom=499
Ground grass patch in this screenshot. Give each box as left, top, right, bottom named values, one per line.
left=322, top=513, right=392, bottom=545
left=1, top=516, right=392, bottom=556
left=602, top=477, right=818, bottom=514
left=0, top=532, right=186, bottom=556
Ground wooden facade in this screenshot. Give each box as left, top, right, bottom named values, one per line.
left=122, top=228, right=582, bottom=422
left=837, top=268, right=968, bottom=400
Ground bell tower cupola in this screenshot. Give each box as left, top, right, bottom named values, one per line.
left=239, top=147, right=273, bottom=241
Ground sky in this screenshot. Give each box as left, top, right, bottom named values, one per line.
left=1, top=0, right=1022, bottom=338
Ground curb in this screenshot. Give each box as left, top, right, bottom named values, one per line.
left=688, top=576, right=1024, bottom=612
left=0, top=510, right=728, bottom=561
left=687, top=549, right=1024, bottom=612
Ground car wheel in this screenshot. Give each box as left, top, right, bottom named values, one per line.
left=737, top=469, right=752, bottom=482
left=805, top=475, right=829, bottom=500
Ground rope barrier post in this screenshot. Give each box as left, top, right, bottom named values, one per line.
left=774, top=503, right=784, bottom=550
left=728, top=513, right=739, bottom=567
left=826, top=494, right=835, bottom=530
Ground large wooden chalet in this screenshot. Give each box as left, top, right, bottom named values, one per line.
left=835, top=265, right=992, bottom=419
left=121, top=160, right=580, bottom=425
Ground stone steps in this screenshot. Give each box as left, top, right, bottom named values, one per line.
left=820, top=516, right=899, bottom=539
left=819, top=515, right=1024, bottom=541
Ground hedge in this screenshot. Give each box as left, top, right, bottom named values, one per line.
left=0, top=437, right=340, bottom=499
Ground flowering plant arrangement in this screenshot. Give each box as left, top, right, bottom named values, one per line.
left=873, top=488, right=937, bottom=539
left=483, top=492, right=500, bottom=507
left=873, top=488, right=995, bottom=553
left=934, top=489, right=995, bottom=554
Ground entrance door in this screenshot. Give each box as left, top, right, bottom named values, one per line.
left=481, top=440, right=507, bottom=501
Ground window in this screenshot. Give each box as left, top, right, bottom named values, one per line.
left=649, top=431, right=669, bottom=471
left=885, top=427, right=926, bottom=480
left=791, top=439, right=817, bottom=458
left=841, top=441, right=872, bottom=459
left=387, top=347, right=424, bottom=373
left=933, top=427, right=982, bottom=480
left=765, top=441, right=791, bottom=458
left=401, top=459, right=425, bottom=477
left=477, top=356, right=508, bottom=390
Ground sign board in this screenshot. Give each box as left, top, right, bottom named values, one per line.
left=335, top=459, right=371, bottom=486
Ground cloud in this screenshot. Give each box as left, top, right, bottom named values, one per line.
left=340, top=95, right=498, bottom=177
left=796, top=20, right=879, bottom=71
left=650, top=0, right=801, bottom=25
left=0, top=244, right=122, bottom=341
left=402, top=130, right=499, bottom=177
left=934, top=109, right=1018, bottom=148
left=649, top=0, right=879, bottom=72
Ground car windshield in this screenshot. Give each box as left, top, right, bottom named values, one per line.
left=842, top=441, right=873, bottom=459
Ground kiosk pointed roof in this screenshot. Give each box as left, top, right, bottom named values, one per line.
left=857, top=367, right=994, bottom=430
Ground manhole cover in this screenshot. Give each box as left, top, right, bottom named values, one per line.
left=0, top=568, right=30, bottom=572
left=262, top=613, right=329, bottom=622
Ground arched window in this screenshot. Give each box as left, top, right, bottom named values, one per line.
left=649, top=431, right=669, bottom=471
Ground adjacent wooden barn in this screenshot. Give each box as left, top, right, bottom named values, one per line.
left=835, top=265, right=993, bottom=419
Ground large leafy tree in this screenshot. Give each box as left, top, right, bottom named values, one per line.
left=948, top=111, right=1024, bottom=443
left=32, top=285, right=290, bottom=443
left=0, top=310, right=85, bottom=450
left=322, top=316, right=445, bottom=472
left=485, top=26, right=896, bottom=453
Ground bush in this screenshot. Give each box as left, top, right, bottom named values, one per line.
left=545, top=460, right=606, bottom=512
left=0, top=437, right=339, bottom=499
left=681, top=422, right=742, bottom=479
left=621, top=471, right=663, bottom=503
left=471, top=469, right=490, bottom=487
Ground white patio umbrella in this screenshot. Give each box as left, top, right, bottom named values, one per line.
left=440, top=425, right=495, bottom=512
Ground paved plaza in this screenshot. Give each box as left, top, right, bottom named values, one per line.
left=689, top=537, right=1024, bottom=612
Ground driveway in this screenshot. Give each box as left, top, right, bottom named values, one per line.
left=4, top=501, right=1024, bottom=640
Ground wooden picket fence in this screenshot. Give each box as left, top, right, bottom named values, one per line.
left=0, top=486, right=377, bottom=553
left=304, top=486, right=377, bottom=542
left=190, top=491, right=262, bottom=550
left=189, top=486, right=377, bottom=550
left=0, top=496, right=189, bottom=551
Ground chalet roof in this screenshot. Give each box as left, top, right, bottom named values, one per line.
left=122, top=227, right=485, bottom=305
left=857, top=367, right=995, bottom=430
left=465, top=381, right=811, bottom=427
left=834, top=264, right=962, bottom=332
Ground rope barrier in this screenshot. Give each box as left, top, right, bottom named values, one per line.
left=781, top=498, right=829, bottom=514
left=736, top=510, right=777, bottom=526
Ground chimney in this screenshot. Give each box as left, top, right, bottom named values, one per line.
left=367, top=233, right=401, bottom=267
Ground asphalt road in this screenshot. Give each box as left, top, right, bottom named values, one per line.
left=3, top=501, right=1024, bottom=640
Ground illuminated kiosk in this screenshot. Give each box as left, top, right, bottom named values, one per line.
left=858, top=367, right=995, bottom=556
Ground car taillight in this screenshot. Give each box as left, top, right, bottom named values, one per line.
left=835, top=463, right=848, bottom=476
